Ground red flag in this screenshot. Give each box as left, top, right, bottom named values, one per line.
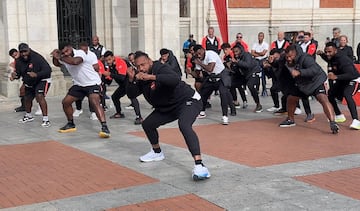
left=212, top=0, right=228, bottom=43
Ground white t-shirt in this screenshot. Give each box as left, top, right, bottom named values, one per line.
left=195, top=50, right=225, bottom=75
left=301, top=41, right=311, bottom=53
left=251, top=41, right=269, bottom=60
left=86, top=50, right=98, bottom=66
left=60, top=49, right=101, bottom=86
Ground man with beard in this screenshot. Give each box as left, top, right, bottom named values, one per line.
left=231, top=44, right=263, bottom=113
left=11, top=43, right=52, bottom=127
left=126, top=51, right=211, bottom=181
left=51, top=43, right=110, bottom=138
left=325, top=42, right=360, bottom=130
left=193, top=44, right=235, bottom=125
left=276, top=44, right=339, bottom=134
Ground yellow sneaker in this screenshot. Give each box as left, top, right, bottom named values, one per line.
left=335, top=114, right=346, bottom=123
left=58, top=123, right=77, bottom=133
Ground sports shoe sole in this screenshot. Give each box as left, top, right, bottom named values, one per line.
left=41, top=123, right=51, bottom=128
left=335, top=119, right=346, bottom=123
left=99, top=131, right=111, bottom=138
left=350, top=125, right=360, bottom=130
left=19, top=118, right=34, bottom=123
left=58, top=128, right=77, bottom=133
left=192, top=174, right=211, bottom=181
left=279, top=123, right=296, bottom=128
left=139, top=157, right=165, bottom=162
left=305, top=117, right=316, bottom=123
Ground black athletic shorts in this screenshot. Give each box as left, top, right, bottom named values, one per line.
left=25, top=81, right=51, bottom=98
left=67, top=85, right=101, bottom=100
left=290, top=84, right=327, bottom=98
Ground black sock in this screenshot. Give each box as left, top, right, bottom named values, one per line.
left=195, top=159, right=203, bottom=165
left=101, top=122, right=107, bottom=127
left=153, top=147, right=161, bottom=153
left=68, top=119, right=74, bottom=125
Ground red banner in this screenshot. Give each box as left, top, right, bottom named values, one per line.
left=212, top=0, right=228, bottom=43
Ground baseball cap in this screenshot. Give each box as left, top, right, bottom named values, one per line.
left=18, top=43, right=30, bottom=52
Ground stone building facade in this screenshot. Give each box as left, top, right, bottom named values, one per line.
left=1, top=0, right=359, bottom=97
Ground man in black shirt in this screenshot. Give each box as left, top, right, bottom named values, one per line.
left=11, top=43, right=52, bottom=127
left=126, top=51, right=211, bottom=181
left=325, top=42, right=360, bottom=130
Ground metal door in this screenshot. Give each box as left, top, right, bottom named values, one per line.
left=56, top=0, right=92, bottom=48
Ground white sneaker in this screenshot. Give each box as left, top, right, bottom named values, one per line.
left=35, top=105, right=42, bottom=116
left=294, top=107, right=302, bottom=115
left=222, top=116, right=229, bottom=125
left=41, top=121, right=51, bottom=127
left=197, top=111, right=206, bottom=119
left=192, top=164, right=211, bottom=180
left=125, top=104, right=134, bottom=110
left=73, top=109, right=83, bottom=117
left=335, top=114, right=346, bottom=123
left=350, top=119, right=360, bottom=130
left=139, top=149, right=165, bottom=162
left=90, top=112, right=98, bottom=120
left=19, top=116, right=34, bottom=123
left=266, top=106, right=280, bottom=112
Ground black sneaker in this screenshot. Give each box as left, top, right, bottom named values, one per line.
left=279, top=119, right=296, bottom=127
left=274, top=108, right=287, bottom=116
left=205, top=102, right=212, bottom=108
left=110, top=113, right=125, bottom=119
left=134, top=117, right=143, bottom=125
left=330, top=121, right=339, bottom=134
left=254, top=104, right=263, bottom=113
left=99, top=125, right=111, bottom=138
left=304, top=113, right=316, bottom=123
left=14, top=106, right=26, bottom=112
left=58, top=123, right=76, bottom=133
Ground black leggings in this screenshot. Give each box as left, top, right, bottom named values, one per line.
left=200, top=80, right=233, bottom=116
left=130, top=97, right=141, bottom=117
left=245, top=75, right=260, bottom=104
left=328, top=81, right=359, bottom=120
left=230, top=78, right=247, bottom=102
left=112, top=85, right=126, bottom=114
left=142, top=99, right=202, bottom=156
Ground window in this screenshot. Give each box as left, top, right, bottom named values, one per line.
left=130, top=0, right=137, bottom=18
left=180, top=0, right=189, bottom=17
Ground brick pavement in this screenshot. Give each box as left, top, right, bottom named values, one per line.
left=0, top=141, right=157, bottom=208
left=130, top=113, right=360, bottom=167
left=1, top=92, right=360, bottom=210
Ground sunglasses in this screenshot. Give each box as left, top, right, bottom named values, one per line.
left=237, top=36, right=242, bottom=38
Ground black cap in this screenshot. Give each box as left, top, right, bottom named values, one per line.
left=18, top=43, right=30, bottom=52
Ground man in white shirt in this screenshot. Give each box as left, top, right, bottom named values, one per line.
left=193, top=45, right=235, bottom=125
left=51, top=42, right=110, bottom=138
left=251, top=32, right=269, bottom=96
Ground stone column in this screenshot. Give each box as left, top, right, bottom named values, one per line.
left=1, top=0, right=66, bottom=97
left=111, top=0, right=131, bottom=57
left=189, top=0, right=211, bottom=42
left=137, top=0, right=180, bottom=60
